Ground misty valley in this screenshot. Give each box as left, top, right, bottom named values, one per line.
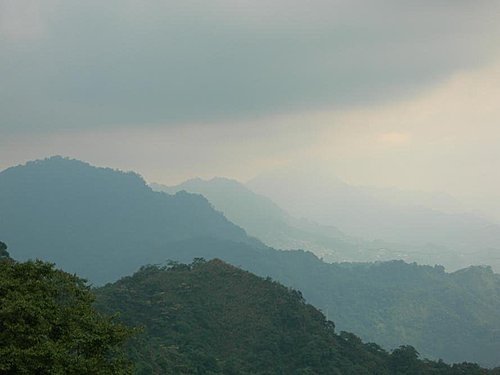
left=1, top=157, right=500, bottom=374
left=3, top=1, right=500, bottom=373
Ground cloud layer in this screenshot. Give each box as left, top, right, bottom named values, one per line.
left=2, top=0, right=500, bottom=133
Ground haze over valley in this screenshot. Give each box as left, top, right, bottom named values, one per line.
left=2, top=1, right=500, bottom=373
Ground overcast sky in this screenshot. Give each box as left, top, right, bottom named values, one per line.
left=2, top=0, right=500, bottom=219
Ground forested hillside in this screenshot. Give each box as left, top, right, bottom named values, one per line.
left=0, top=157, right=259, bottom=283
left=3, top=249, right=497, bottom=374
left=2, top=157, right=500, bottom=366
left=95, top=259, right=499, bottom=374
left=0, top=249, right=132, bottom=374
left=4, top=0, right=499, bottom=373
left=140, top=238, right=500, bottom=367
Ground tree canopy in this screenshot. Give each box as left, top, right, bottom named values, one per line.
left=0, top=256, right=133, bottom=374
left=0, top=241, right=9, bottom=258
left=95, top=259, right=500, bottom=374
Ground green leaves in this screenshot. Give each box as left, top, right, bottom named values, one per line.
left=0, top=259, right=133, bottom=374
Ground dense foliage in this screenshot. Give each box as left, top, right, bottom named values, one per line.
left=136, top=238, right=500, bottom=367
left=95, top=259, right=500, bottom=374
left=0, top=256, right=132, bottom=374
left=2, top=157, right=500, bottom=366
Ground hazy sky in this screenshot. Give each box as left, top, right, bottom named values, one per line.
left=2, top=1, right=500, bottom=218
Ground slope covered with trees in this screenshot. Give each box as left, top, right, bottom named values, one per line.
left=0, top=157, right=259, bottom=284
left=95, top=259, right=499, bottom=374
left=133, top=237, right=500, bottom=367
left=0, top=251, right=132, bottom=374
left=2, top=247, right=496, bottom=374
left=2, top=157, right=500, bottom=367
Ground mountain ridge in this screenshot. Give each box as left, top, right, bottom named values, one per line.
left=95, top=258, right=500, bottom=374
left=0, top=156, right=261, bottom=284
left=155, top=176, right=493, bottom=268
left=2, top=157, right=500, bottom=366
left=154, top=177, right=377, bottom=262
left=248, top=167, right=500, bottom=271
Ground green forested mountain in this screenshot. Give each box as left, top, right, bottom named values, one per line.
left=122, top=237, right=500, bottom=368
left=2, top=157, right=500, bottom=367
left=95, top=259, right=499, bottom=375
left=2, top=252, right=496, bottom=374
left=0, top=157, right=259, bottom=284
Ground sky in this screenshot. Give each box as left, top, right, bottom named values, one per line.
left=1, top=0, right=500, bottom=219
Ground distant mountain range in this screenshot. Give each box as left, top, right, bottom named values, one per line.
left=153, top=177, right=371, bottom=261
left=156, top=176, right=500, bottom=270
left=248, top=167, right=500, bottom=271
left=2, top=156, right=500, bottom=366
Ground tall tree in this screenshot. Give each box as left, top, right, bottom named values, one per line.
left=0, top=241, right=8, bottom=258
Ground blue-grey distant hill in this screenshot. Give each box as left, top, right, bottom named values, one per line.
left=154, top=177, right=475, bottom=267
left=2, top=157, right=500, bottom=367
left=0, top=156, right=260, bottom=283
left=153, top=177, right=371, bottom=261
left=249, top=167, right=500, bottom=272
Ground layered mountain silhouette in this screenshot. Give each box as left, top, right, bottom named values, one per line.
left=0, top=156, right=260, bottom=283
left=248, top=167, right=500, bottom=271
left=154, top=177, right=369, bottom=261
left=2, top=156, right=500, bottom=366
left=156, top=177, right=500, bottom=269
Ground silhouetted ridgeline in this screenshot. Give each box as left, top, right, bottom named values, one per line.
left=1, top=157, right=500, bottom=367
left=0, top=156, right=260, bottom=283
left=249, top=168, right=500, bottom=272
left=154, top=177, right=364, bottom=261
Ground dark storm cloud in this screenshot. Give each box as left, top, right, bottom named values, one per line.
left=1, top=0, right=500, bottom=133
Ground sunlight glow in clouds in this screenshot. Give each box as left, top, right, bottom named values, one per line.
left=2, top=1, right=500, bottom=132
left=378, top=132, right=412, bottom=146
left=1, top=1, right=500, bottom=220
left=2, top=57, right=500, bottom=207
left=305, top=58, right=500, bottom=217
left=0, top=0, right=49, bottom=40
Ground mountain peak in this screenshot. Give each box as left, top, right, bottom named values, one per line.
left=2, top=155, right=143, bottom=180
left=180, top=176, right=245, bottom=188
left=0, top=157, right=255, bottom=283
